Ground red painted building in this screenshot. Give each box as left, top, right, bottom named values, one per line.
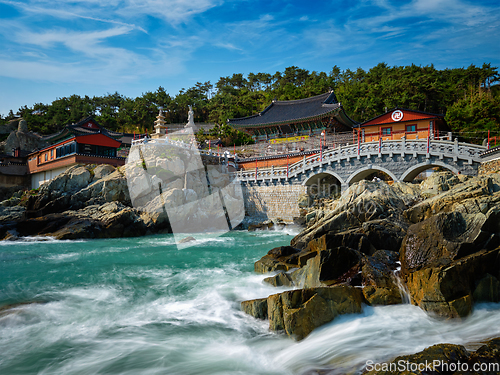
left=356, top=108, right=450, bottom=142
left=27, top=117, right=125, bottom=188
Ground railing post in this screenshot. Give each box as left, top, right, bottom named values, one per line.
left=401, top=136, right=406, bottom=157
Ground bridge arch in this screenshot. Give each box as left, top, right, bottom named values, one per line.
left=302, top=171, right=344, bottom=198
left=346, top=166, right=399, bottom=186
left=400, top=161, right=460, bottom=182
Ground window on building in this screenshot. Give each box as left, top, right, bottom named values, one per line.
left=78, top=144, right=116, bottom=157
left=406, top=124, right=417, bottom=133
left=44, top=153, right=47, bottom=161
left=50, top=149, right=53, bottom=158
left=382, top=127, right=392, bottom=135
left=56, top=142, right=76, bottom=158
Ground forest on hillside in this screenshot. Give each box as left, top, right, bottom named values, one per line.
left=1, top=63, right=499, bottom=144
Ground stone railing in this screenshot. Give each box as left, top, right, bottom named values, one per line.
left=235, top=139, right=487, bottom=183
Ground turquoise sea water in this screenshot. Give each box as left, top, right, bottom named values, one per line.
left=2, top=230, right=500, bottom=375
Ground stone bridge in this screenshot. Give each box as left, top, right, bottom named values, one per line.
left=236, top=138, right=485, bottom=189
left=235, top=139, right=486, bottom=221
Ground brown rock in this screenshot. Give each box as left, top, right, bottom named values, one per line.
left=241, top=298, right=268, bottom=320
left=265, top=286, right=364, bottom=340
left=263, top=271, right=294, bottom=287
left=363, top=343, right=469, bottom=375
left=405, top=247, right=500, bottom=318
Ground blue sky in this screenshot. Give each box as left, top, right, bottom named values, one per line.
left=0, top=0, right=499, bottom=116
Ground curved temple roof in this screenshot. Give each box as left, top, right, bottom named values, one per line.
left=227, top=91, right=357, bottom=129
left=42, top=116, right=122, bottom=143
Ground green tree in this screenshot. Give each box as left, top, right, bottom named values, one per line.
left=445, top=91, right=500, bottom=143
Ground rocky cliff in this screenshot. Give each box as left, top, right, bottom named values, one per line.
left=0, top=119, right=47, bottom=155
left=243, top=171, right=500, bottom=341
left=0, top=164, right=170, bottom=240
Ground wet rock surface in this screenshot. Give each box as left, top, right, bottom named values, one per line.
left=243, top=172, right=500, bottom=341
left=362, top=337, right=500, bottom=375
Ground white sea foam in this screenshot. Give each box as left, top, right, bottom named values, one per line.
left=1, top=232, right=500, bottom=375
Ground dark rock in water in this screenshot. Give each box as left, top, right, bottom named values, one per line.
left=292, top=216, right=306, bottom=227
left=404, top=174, right=500, bottom=224
left=400, top=211, right=499, bottom=276
left=263, top=271, right=294, bottom=287
left=51, top=219, right=100, bottom=240
left=290, top=181, right=415, bottom=251
left=254, top=256, right=293, bottom=273
left=468, top=337, right=500, bottom=371
left=268, top=245, right=300, bottom=258
left=241, top=298, right=268, bottom=320
left=266, top=286, right=364, bottom=340
left=178, top=236, right=196, bottom=244
left=362, top=336, right=500, bottom=375
left=248, top=221, right=274, bottom=231
left=15, top=202, right=148, bottom=240
left=2, top=230, right=19, bottom=241
left=361, top=250, right=403, bottom=305
left=473, top=273, right=500, bottom=303
left=296, top=218, right=407, bottom=256
left=363, top=343, right=470, bottom=375
left=361, top=219, right=408, bottom=253
left=254, top=246, right=303, bottom=273
left=405, top=247, right=500, bottom=318
left=0, top=301, right=46, bottom=317
left=301, top=246, right=362, bottom=288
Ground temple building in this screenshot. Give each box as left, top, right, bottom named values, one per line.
left=27, top=117, right=125, bottom=188
left=227, top=91, right=357, bottom=141
left=356, top=108, right=450, bottom=142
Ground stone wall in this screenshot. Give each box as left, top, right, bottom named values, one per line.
left=242, top=184, right=306, bottom=222
left=479, top=158, right=500, bottom=175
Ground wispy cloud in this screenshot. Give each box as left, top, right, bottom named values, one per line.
left=0, top=0, right=223, bottom=25
left=0, top=0, right=498, bottom=116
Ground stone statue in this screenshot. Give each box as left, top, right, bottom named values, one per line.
left=186, top=105, right=195, bottom=127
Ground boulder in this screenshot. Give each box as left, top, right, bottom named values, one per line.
left=473, top=273, right=500, bottom=302
left=419, top=170, right=462, bottom=197
left=297, top=193, right=311, bottom=208
left=296, top=246, right=362, bottom=288
left=265, top=286, right=364, bottom=340
left=254, top=246, right=302, bottom=273
left=240, top=298, right=268, bottom=320
left=363, top=343, right=469, bottom=375
left=404, top=174, right=500, bottom=224
left=0, top=205, right=25, bottom=223
left=400, top=210, right=500, bottom=276
left=405, top=247, right=500, bottom=318
left=291, top=181, right=414, bottom=250
left=263, top=271, right=294, bottom=287
left=73, top=169, right=131, bottom=208
left=15, top=202, right=147, bottom=240
left=92, top=164, right=116, bottom=180
left=468, top=337, right=500, bottom=370
left=361, top=250, right=403, bottom=305
left=248, top=221, right=274, bottom=231
left=50, top=218, right=102, bottom=240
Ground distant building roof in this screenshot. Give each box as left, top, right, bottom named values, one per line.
left=227, top=91, right=358, bottom=129
left=358, top=108, right=445, bottom=128
left=42, top=116, right=122, bottom=143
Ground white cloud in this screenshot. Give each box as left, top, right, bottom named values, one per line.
left=0, top=0, right=223, bottom=26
